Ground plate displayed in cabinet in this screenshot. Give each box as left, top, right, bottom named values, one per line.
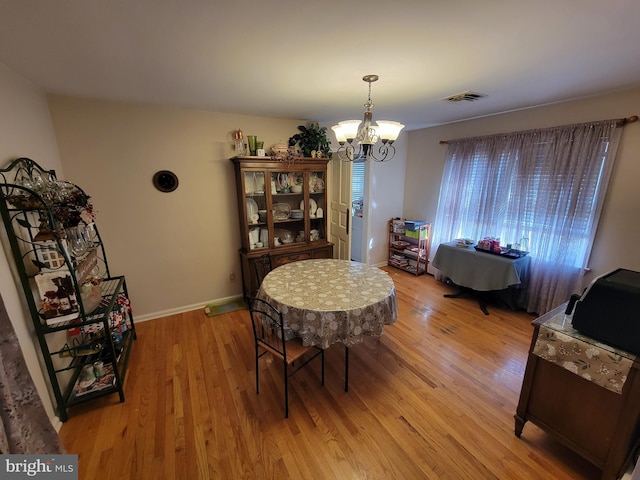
left=300, top=198, right=318, bottom=215
left=273, top=203, right=291, bottom=220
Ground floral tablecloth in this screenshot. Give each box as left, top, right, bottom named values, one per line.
left=533, top=311, right=636, bottom=394
left=257, top=259, right=397, bottom=348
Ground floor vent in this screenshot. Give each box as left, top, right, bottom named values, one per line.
left=442, top=91, right=488, bottom=103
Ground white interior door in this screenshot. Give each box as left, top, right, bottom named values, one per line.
left=328, top=157, right=351, bottom=260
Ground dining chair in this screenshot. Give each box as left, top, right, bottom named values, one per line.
left=253, top=253, right=272, bottom=288
left=249, top=297, right=325, bottom=417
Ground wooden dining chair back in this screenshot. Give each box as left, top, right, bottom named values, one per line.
left=249, top=297, right=324, bottom=417
left=254, top=253, right=272, bottom=289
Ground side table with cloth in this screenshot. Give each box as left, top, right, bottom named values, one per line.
left=256, top=259, right=398, bottom=391
left=431, top=241, right=531, bottom=314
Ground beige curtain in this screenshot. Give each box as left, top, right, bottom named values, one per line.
left=433, top=120, right=622, bottom=314
left=0, top=292, right=64, bottom=453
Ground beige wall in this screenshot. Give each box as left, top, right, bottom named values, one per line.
left=0, top=62, right=63, bottom=427
left=405, top=87, right=640, bottom=287
left=48, top=96, right=308, bottom=320
left=366, top=134, right=407, bottom=266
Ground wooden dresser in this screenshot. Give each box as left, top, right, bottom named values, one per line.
left=515, top=303, right=640, bottom=480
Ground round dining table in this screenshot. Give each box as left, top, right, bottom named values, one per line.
left=256, top=258, right=398, bottom=390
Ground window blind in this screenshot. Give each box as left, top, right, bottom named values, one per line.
left=351, top=162, right=365, bottom=203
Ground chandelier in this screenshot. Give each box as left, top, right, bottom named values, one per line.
left=331, top=75, right=405, bottom=162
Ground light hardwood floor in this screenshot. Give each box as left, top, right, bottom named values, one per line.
left=59, top=268, right=602, bottom=479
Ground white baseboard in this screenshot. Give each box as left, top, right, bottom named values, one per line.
left=133, top=294, right=245, bottom=323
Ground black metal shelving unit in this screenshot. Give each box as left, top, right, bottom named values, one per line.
left=0, top=157, right=136, bottom=421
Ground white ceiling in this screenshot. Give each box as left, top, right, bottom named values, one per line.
left=1, top=0, right=639, bottom=130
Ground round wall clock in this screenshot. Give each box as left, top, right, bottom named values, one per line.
left=152, top=170, right=179, bottom=192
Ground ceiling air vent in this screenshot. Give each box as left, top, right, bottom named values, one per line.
left=442, top=91, right=488, bottom=103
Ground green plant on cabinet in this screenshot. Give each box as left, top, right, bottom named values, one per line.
left=288, top=122, right=332, bottom=158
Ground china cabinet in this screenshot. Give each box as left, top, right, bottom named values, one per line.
left=388, top=219, right=431, bottom=275
left=231, top=156, right=333, bottom=298
left=0, top=157, right=136, bottom=422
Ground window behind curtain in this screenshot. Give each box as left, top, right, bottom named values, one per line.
left=508, top=138, right=611, bottom=267
left=433, top=120, right=622, bottom=314
left=351, top=161, right=365, bottom=217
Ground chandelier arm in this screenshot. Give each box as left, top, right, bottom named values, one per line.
left=370, top=143, right=396, bottom=162
left=336, top=144, right=357, bottom=162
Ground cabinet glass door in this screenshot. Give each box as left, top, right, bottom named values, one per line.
left=244, top=171, right=267, bottom=250
left=271, top=171, right=304, bottom=247
left=308, top=171, right=326, bottom=242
